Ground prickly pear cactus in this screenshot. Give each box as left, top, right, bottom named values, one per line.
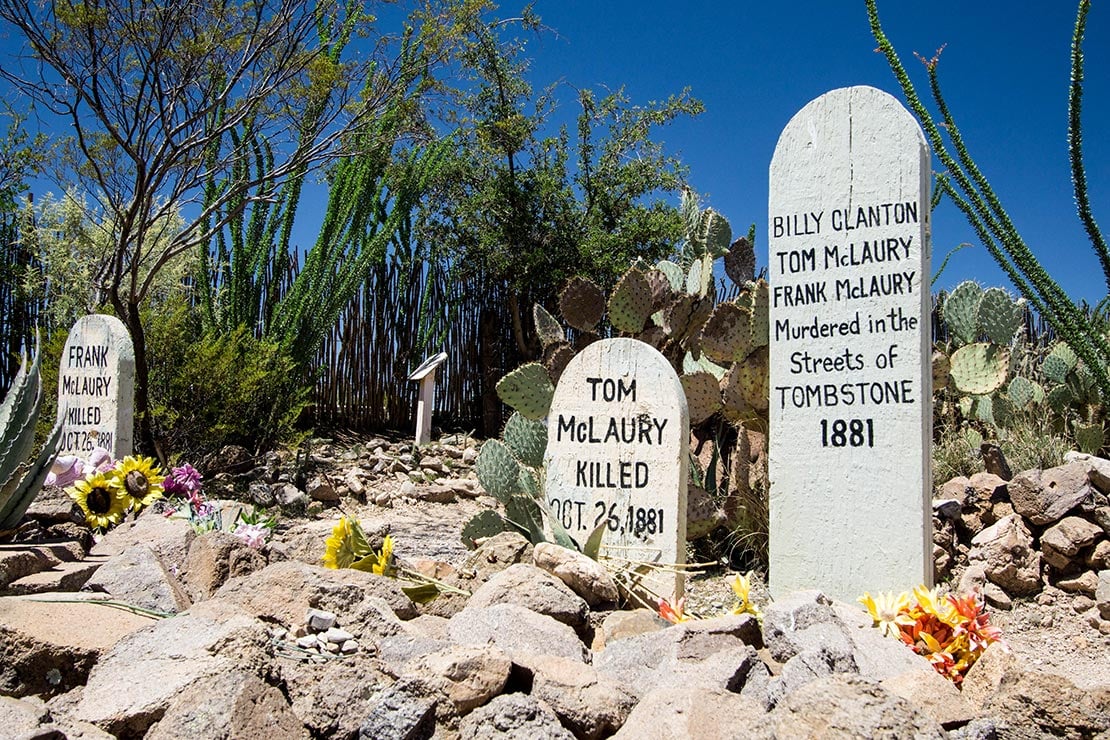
left=503, top=412, right=547, bottom=469
left=948, top=343, right=1010, bottom=396
left=496, top=362, right=555, bottom=420
left=533, top=303, right=566, bottom=348
left=943, top=281, right=984, bottom=346
left=681, top=371, right=722, bottom=425
left=474, top=439, right=524, bottom=504
left=608, top=267, right=654, bottom=334
left=559, top=277, right=605, bottom=333
left=723, top=237, right=756, bottom=287
left=978, top=288, right=1023, bottom=345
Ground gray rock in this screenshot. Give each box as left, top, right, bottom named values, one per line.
left=181, top=530, right=258, bottom=601
left=766, top=675, right=946, bottom=739
left=1098, top=569, right=1110, bottom=620
left=282, top=655, right=393, bottom=738
left=0, top=695, right=56, bottom=739
left=593, top=608, right=666, bottom=650
left=359, top=677, right=439, bottom=740
left=466, top=564, right=588, bottom=628
left=1056, top=569, right=1099, bottom=596
left=73, top=612, right=270, bottom=737
left=90, top=515, right=193, bottom=573
left=769, top=643, right=858, bottom=707
left=593, top=614, right=762, bottom=700
left=761, top=590, right=841, bottom=662
left=1008, top=463, right=1091, bottom=525
left=1041, top=516, right=1104, bottom=559
left=447, top=604, right=588, bottom=663
left=248, top=481, right=276, bottom=507
left=307, top=608, right=338, bottom=631
left=532, top=542, right=619, bottom=607
left=458, top=693, right=573, bottom=740
left=83, top=544, right=191, bottom=614
left=528, top=654, right=636, bottom=740
left=406, top=645, right=512, bottom=714
left=146, top=670, right=308, bottom=740
left=969, top=515, right=1042, bottom=596
left=1096, top=506, right=1110, bottom=536
left=612, top=686, right=766, bottom=739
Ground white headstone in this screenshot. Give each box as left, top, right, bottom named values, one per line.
left=57, top=314, right=135, bottom=458
left=544, top=338, right=689, bottom=602
left=768, top=86, right=932, bottom=601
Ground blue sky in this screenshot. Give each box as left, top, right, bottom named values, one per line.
left=516, top=1, right=1110, bottom=304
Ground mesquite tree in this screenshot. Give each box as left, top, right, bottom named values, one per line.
left=0, top=0, right=462, bottom=451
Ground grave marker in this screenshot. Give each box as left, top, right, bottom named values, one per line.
left=57, top=314, right=135, bottom=458
left=544, top=338, right=689, bottom=602
left=768, top=86, right=932, bottom=601
left=408, top=351, right=448, bottom=446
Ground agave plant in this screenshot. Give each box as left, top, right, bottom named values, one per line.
left=0, top=342, right=64, bottom=533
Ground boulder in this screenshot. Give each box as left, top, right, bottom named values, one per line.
left=528, top=654, right=636, bottom=739
left=1098, top=569, right=1110, bottom=620
left=73, top=612, right=270, bottom=737
left=211, top=560, right=418, bottom=631
left=0, top=695, right=55, bottom=739
left=458, top=693, right=573, bottom=740
left=1041, top=516, right=1104, bottom=572
left=532, top=542, right=619, bottom=607
left=593, top=614, right=763, bottom=700
left=82, top=544, right=191, bottom=614
left=145, top=670, right=308, bottom=740
left=406, top=645, right=512, bottom=714
left=1008, top=463, right=1091, bottom=526
left=280, top=655, right=393, bottom=738
left=1056, top=570, right=1099, bottom=596
left=611, top=686, right=767, bottom=739
left=358, top=677, right=440, bottom=740
left=180, top=530, right=263, bottom=601
left=0, top=594, right=153, bottom=697
left=969, top=515, right=1042, bottom=596
left=446, top=604, right=588, bottom=663
left=592, top=608, right=666, bottom=651
left=466, top=564, right=588, bottom=628
left=90, top=515, right=192, bottom=572
left=765, top=675, right=946, bottom=739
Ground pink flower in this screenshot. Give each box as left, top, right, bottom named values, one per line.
left=233, top=523, right=268, bottom=549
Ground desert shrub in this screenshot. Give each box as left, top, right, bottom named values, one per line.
left=145, top=299, right=310, bottom=461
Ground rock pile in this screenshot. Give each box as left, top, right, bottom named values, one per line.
left=1, top=436, right=1109, bottom=737
left=934, top=451, right=1110, bottom=626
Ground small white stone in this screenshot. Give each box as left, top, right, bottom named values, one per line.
left=323, top=627, right=354, bottom=643
left=306, top=609, right=337, bottom=631
left=341, top=639, right=359, bottom=654
left=270, top=627, right=288, bottom=640
left=296, top=635, right=317, bottom=649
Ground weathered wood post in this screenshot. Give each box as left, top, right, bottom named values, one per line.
left=409, top=352, right=448, bottom=446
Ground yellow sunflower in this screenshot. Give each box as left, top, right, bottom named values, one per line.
left=111, top=456, right=165, bottom=511
left=352, top=534, right=394, bottom=576
left=323, top=517, right=370, bottom=569
left=69, top=472, right=128, bottom=530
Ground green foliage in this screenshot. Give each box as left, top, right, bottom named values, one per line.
left=868, top=0, right=1110, bottom=404
left=144, top=301, right=309, bottom=460
left=494, top=362, right=554, bottom=420
left=0, top=342, right=63, bottom=532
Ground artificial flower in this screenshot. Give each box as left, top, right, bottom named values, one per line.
left=163, top=463, right=203, bottom=497
left=111, top=455, right=165, bottom=511
left=69, top=472, right=127, bottom=530
left=350, top=534, right=393, bottom=576
left=323, top=517, right=370, bottom=569
left=233, top=522, right=269, bottom=549
left=859, top=590, right=914, bottom=639
left=658, top=596, right=691, bottom=624
left=730, top=572, right=764, bottom=621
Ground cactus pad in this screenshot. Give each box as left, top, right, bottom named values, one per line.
left=496, top=362, right=555, bottom=420
left=1041, top=354, right=1071, bottom=385
left=644, top=268, right=676, bottom=312
left=943, top=281, right=984, bottom=345
left=685, top=253, right=714, bottom=298
left=1047, top=341, right=1078, bottom=371
left=720, top=364, right=757, bottom=423
left=978, top=288, right=1023, bottom=345
left=749, top=280, right=770, bottom=349
left=608, top=267, right=654, bottom=334
left=699, top=301, right=754, bottom=364
left=724, top=236, right=756, bottom=287
left=559, top=277, right=605, bottom=333
left=1046, top=384, right=1073, bottom=413
left=681, top=371, right=722, bottom=425
left=461, top=509, right=509, bottom=549
left=533, top=303, right=565, bottom=347
left=686, top=485, right=726, bottom=539
left=655, top=260, right=685, bottom=292
left=475, top=439, right=523, bottom=503
left=932, top=350, right=951, bottom=391
left=735, top=346, right=770, bottom=411
left=504, top=493, right=545, bottom=544
left=1006, top=376, right=1035, bottom=409
left=683, top=350, right=727, bottom=381
left=503, top=412, right=548, bottom=469
left=698, top=208, right=733, bottom=258
left=662, top=294, right=696, bottom=338
left=948, top=342, right=1009, bottom=396
left=1075, top=423, right=1104, bottom=455
left=543, top=342, right=576, bottom=385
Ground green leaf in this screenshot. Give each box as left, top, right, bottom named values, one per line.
left=583, top=520, right=606, bottom=560
left=401, top=582, right=441, bottom=604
